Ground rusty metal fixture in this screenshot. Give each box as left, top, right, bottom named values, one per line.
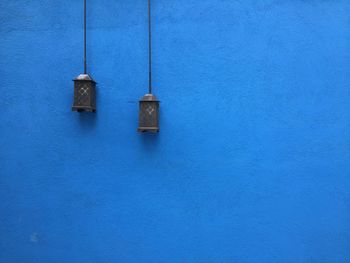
left=138, top=94, right=159, bottom=132
left=138, top=0, right=160, bottom=132
left=72, top=0, right=96, bottom=113
left=72, top=74, right=96, bottom=112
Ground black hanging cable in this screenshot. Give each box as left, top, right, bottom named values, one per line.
left=84, top=0, right=87, bottom=74
left=148, top=0, right=152, bottom=94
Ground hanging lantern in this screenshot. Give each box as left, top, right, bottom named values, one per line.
left=72, top=0, right=96, bottom=113
left=138, top=94, right=159, bottom=132
left=138, top=0, right=160, bottom=132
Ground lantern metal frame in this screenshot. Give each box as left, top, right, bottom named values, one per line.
left=138, top=94, right=159, bottom=133
left=72, top=74, right=96, bottom=112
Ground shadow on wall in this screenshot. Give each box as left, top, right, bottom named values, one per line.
left=78, top=111, right=97, bottom=130
left=137, top=99, right=161, bottom=152
left=138, top=106, right=161, bottom=152
left=139, top=132, right=159, bottom=152
left=75, top=84, right=98, bottom=130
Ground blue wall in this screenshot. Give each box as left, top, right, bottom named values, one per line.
left=1, top=1, right=350, bottom=262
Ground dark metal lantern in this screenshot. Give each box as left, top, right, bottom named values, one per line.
left=72, top=0, right=96, bottom=113
left=138, top=94, right=159, bottom=132
left=138, top=0, right=159, bottom=133
left=72, top=74, right=96, bottom=112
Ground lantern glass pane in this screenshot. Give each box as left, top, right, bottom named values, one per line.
left=140, top=102, right=156, bottom=127
left=77, top=82, right=90, bottom=106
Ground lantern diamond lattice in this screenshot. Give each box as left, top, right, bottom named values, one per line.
left=72, top=74, right=96, bottom=112
left=138, top=94, right=159, bottom=133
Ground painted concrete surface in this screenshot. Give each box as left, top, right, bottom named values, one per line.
left=1, top=1, right=350, bottom=262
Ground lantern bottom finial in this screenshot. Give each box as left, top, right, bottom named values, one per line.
left=138, top=127, right=159, bottom=133
left=72, top=106, right=96, bottom=113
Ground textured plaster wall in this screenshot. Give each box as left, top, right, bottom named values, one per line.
left=1, top=1, right=350, bottom=262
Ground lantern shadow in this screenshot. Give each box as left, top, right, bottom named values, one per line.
left=78, top=88, right=98, bottom=132
left=78, top=111, right=97, bottom=130
left=76, top=83, right=98, bottom=129
left=139, top=132, right=160, bottom=152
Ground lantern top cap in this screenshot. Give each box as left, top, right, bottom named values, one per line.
left=140, top=93, right=159, bottom=102
left=74, top=74, right=95, bottom=82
